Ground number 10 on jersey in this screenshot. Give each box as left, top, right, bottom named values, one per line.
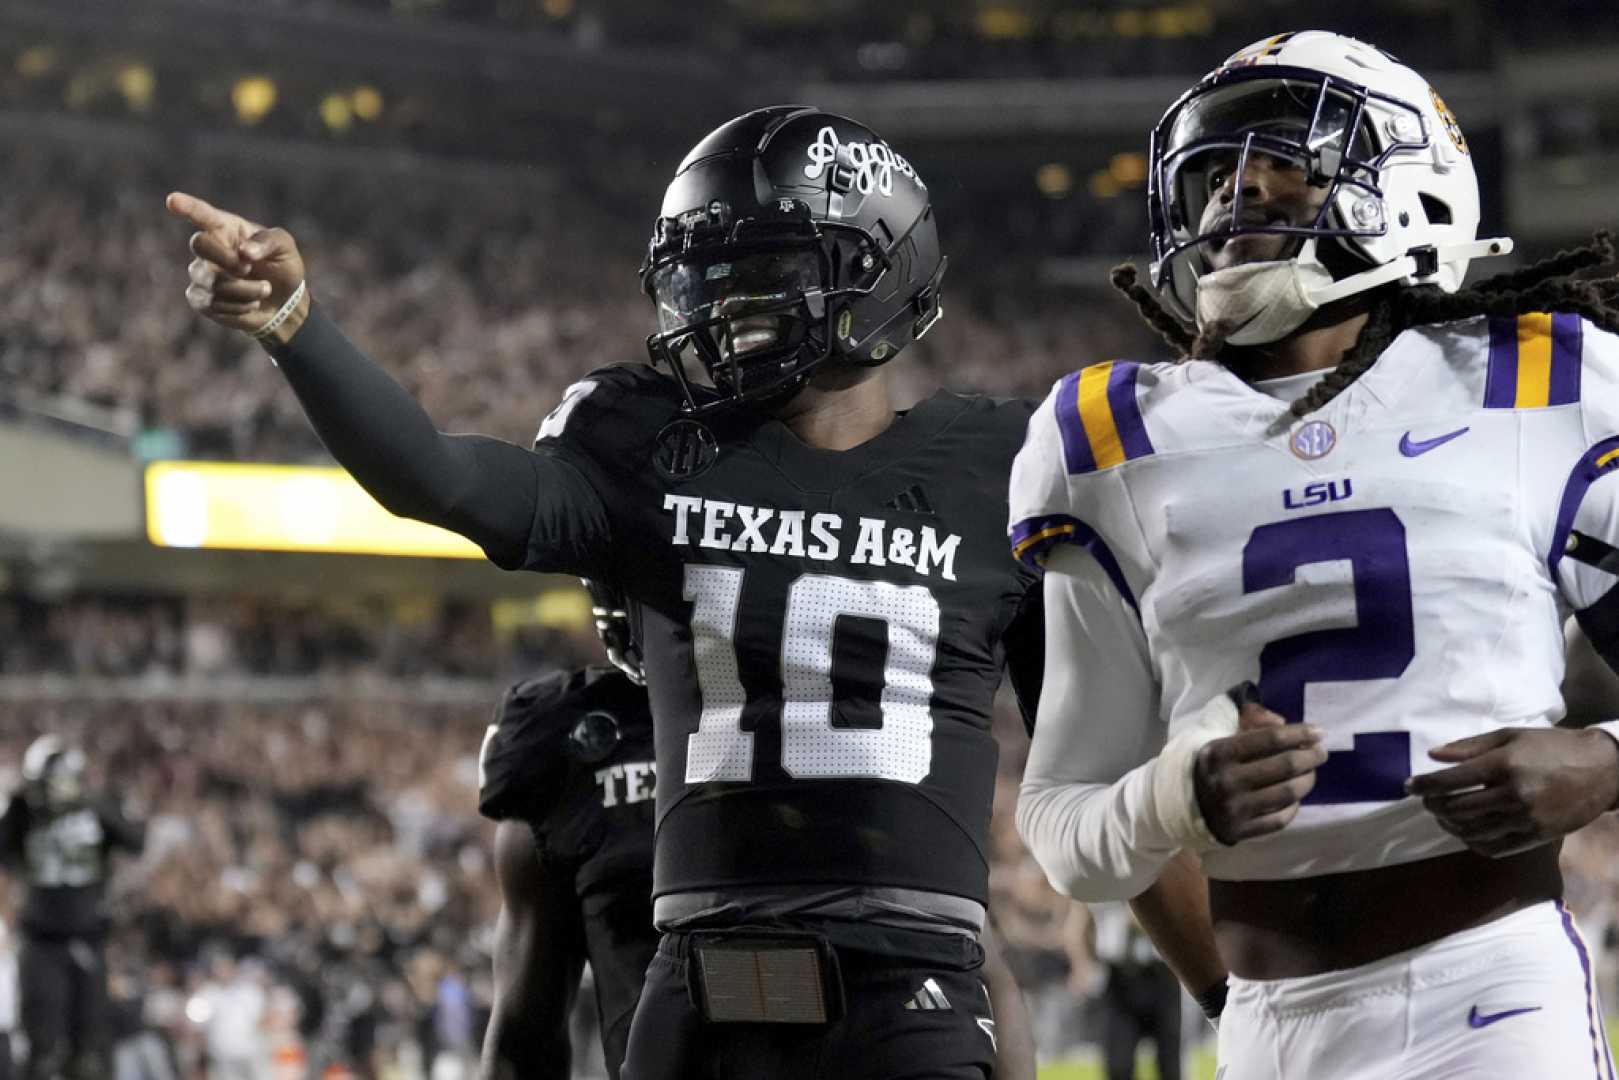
left=683, top=565, right=940, bottom=784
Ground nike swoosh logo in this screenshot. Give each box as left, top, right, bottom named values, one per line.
left=1400, top=426, right=1470, bottom=457
left=1468, top=1005, right=1542, bottom=1029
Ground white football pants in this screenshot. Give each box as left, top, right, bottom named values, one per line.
left=1216, top=901, right=1615, bottom=1079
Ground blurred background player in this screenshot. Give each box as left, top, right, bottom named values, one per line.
left=477, top=579, right=660, bottom=1080
left=1012, top=28, right=1619, bottom=1079
left=0, top=735, right=144, bottom=1080
left=1088, top=904, right=1181, bottom=1080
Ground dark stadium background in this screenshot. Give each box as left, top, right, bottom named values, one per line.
left=0, top=1, right=1615, bottom=1076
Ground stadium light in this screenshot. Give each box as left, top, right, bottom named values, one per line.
left=144, top=461, right=485, bottom=559
left=350, top=85, right=384, bottom=121
left=320, top=92, right=353, bottom=132
left=15, top=46, right=57, bottom=79
left=117, top=63, right=155, bottom=113
left=1108, top=152, right=1148, bottom=186
left=1035, top=163, right=1074, bottom=199
left=231, top=76, right=277, bottom=125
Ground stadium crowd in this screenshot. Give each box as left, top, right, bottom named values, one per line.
left=0, top=133, right=1140, bottom=466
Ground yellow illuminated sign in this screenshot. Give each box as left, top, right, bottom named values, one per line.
left=144, top=461, right=484, bottom=559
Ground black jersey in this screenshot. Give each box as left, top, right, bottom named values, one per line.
left=0, top=794, right=142, bottom=940
left=479, top=665, right=658, bottom=1062
left=519, top=365, right=1041, bottom=909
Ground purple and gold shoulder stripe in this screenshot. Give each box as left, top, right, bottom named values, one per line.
left=1054, top=361, right=1155, bottom=475
left=1008, top=514, right=1137, bottom=611
left=1484, top=312, right=1583, bottom=409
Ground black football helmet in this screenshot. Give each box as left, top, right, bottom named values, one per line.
left=21, top=734, right=86, bottom=811
left=640, top=106, right=946, bottom=413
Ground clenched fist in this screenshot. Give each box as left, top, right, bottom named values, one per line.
left=165, top=192, right=309, bottom=345
left=1193, top=692, right=1327, bottom=846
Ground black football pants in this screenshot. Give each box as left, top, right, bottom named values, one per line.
left=19, top=935, right=107, bottom=1080
left=621, top=927, right=997, bottom=1080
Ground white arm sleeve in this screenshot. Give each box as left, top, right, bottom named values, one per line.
left=1016, top=543, right=1182, bottom=902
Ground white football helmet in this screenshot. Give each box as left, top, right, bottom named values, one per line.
left=1147, top=30, right=1512, bottom=328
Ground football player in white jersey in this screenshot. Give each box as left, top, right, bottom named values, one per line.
left=1010, top=29, right=1619, bottom=1079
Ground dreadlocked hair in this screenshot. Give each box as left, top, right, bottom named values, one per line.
left=1109, top=263, right=1196, bottom=355
left=1108, top=231, right=1619, bottom=425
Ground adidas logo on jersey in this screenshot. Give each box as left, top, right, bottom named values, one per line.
left=903, top=978, right=952, bottom=1011
left=884, top=484, right=934, bottom=516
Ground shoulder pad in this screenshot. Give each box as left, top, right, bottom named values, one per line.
left=1043, top=361, right=1159, bottom=474
left=1007, top=365, right=1161, bottom=580
left=477, top=667, right=654, bottom=823
left=1481, top=312, right=1586, bottom=410
left=533, top=363, right=686, bottom=457
left=477, top=670, right=584, bottom=823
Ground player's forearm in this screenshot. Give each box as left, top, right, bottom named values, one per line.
left=1127, top=849, right=1226, bottom=996
left=1016, top=768, right=1182, bottom=902
left=266, top=303, right=536, bottom=564
left=481, top=957, right=570, bottom=1080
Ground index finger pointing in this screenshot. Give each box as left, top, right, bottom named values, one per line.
left=166, top=191, right=236, bottom=231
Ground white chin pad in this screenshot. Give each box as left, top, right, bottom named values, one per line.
left=1195, top=256, right=1335, bottom=347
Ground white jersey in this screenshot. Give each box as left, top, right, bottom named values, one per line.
left=1010, top=312, right=1619, bottom=883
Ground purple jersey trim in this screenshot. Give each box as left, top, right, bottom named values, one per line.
left=1546, top=436, right=1619, bottom=586
left=1484, top=316, right=1519, bottom=409
left=1008, top=513, right=1138, bottom=614
left=1106, top=362, right=1156, bottom=462
left=1053, top=372, right=1095, bottom=475
left=1558, top=900, right=1616, bottom=1080
left=1549, top=313, right=1585, bottom=406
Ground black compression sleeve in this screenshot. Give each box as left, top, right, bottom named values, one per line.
left=264, top=302, right=542, bottom=568
left=1003, top=578, right=1045, bottom=737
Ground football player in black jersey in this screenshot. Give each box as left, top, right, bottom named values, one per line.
left=0, top=736, right=144, bottom=1080
left=167, top=105, right=1208, bottom=1076
left=478, top=581, right=1038, bottom=1079
left=478, top=581, right=660, bottom=1080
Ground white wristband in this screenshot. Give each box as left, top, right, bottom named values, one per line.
left=1150, top=692, right=1241, bottom=851
left=1590, top=721, right=1619, bottom=810
left=252, top=279, right=306, bottom=341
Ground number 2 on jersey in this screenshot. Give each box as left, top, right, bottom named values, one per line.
left=684, top=565, right=938, bottom=784
left=1242, top=507, right=1415, bottom=803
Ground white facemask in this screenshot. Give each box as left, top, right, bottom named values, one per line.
left=1194, top=255, right=1336, bottom=347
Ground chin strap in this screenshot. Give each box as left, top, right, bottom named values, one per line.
left=1307, top=236, right=1515, bottom=307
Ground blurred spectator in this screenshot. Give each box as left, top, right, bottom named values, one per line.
left=196, top=953, right=269, bottom=1080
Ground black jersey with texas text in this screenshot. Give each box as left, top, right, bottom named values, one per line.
left=0, top=793, right=142, bottom=940
left=517, top=365, right=1041, bottom=909
left=479, top=665, right=658, bottom=1068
